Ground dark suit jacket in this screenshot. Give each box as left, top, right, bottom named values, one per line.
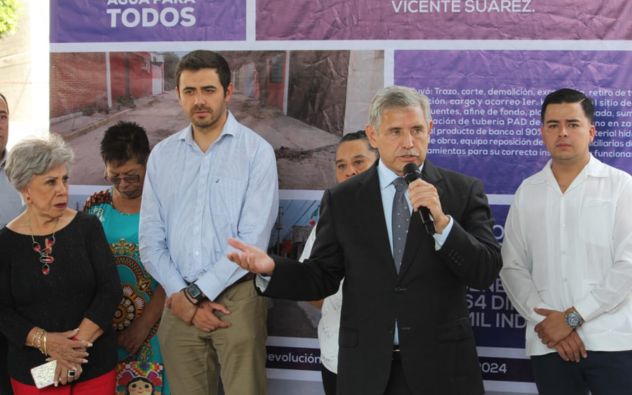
left=263, top=160, right=502, bottom=395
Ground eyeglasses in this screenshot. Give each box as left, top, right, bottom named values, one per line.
left=105, top=174, right=141, bottom=185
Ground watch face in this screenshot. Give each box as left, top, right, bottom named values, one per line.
left=187, top=284, right=202, bottom=299
left=566, top=312, right=581, bottom=328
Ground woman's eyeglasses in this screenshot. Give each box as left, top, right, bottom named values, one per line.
left=105, top=174, right=141, bottom=185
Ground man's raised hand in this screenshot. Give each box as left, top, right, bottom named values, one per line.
left=227, top=238, right=276, bottom=275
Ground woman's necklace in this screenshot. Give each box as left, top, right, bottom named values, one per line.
left=29, top=215, right=60, bottom=276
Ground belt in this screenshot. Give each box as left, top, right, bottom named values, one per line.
left=232, top=272, right=255, bottom=286
left=214, top=272, right=255, bottom=300
left=186, top=272, right=254, bottom=287
left=186, top=272, right=255, bottom=300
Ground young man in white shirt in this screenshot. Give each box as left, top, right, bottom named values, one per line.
left=501, top=88, right=632, bottom=395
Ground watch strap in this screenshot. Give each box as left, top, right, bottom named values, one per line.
left=183, top=284, right=204, bottom=305
left=182, top=288, right=197, bottom=305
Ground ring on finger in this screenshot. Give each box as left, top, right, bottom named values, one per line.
left=67, top=369, right=76, bottom=378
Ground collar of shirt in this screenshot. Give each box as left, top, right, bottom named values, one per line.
left=177, top=111, right=239, bottom=150
left=376, top=159, right=424, bottom=191
left=543, top=154, right=608, bottom=192
left=0, top=150, right=6, bottom=169
left=376, top=159, right=419, bottom=251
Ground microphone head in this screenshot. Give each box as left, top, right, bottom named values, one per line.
left=403, top=163, right=420, bottom=184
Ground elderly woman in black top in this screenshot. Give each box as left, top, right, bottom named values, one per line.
left=0, top=134, right=121, bottom=394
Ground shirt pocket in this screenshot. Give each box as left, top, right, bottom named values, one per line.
left=209, top=177, right=247, bottom=247
left=579, top=199, right=613, bottom=248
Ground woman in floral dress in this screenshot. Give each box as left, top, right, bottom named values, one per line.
left=84, top=121, right=169, bottom=395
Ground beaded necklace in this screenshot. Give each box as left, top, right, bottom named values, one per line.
left=29, top=216, right=59, bottom=276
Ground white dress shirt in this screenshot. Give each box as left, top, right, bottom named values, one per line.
left=299, top=227, right=342, bottom=373
left=500, top=155, right=632, bottom=356
left=376, top=160, right=453, bottom=254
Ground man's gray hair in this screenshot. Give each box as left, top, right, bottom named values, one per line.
left=5, top=134, right=74, bottom=191
left=368, top=86, right=432, bottom=130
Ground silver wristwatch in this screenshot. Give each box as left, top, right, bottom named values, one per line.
left=564, top=309, right=583, bottom=329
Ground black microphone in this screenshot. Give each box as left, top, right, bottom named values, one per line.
left=403, top=163, right=436, bottom=235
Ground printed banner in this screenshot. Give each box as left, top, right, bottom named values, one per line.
left=395, top=50, right=632, bottom=194
left=257, top=0, right=632, bottom=40
left=52, top=1, right=632, bottom=393
left=50, top=0, right=246, bottom=42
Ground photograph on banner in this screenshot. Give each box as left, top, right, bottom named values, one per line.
left=50, top=0, right=246, bottom=42
left=395, top=50, right=632, bottom=195
left=50, top=50, right=384, bottom=190
left=257, top=0, right=632, bottom=40
left=269, top=199, right=319, bottom=262
left=266, top=197, right=320, bottom=341
left=263, top=195, right=328, bottom=378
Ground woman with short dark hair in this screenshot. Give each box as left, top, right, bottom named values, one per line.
left=84, top=121, right=169, bottom=394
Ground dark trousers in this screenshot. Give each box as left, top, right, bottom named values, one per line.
left=0, top=335, right=12, bottom=395
left=532, top=350, right=632, bottom=395
left=321, top=364, right=337, bottom=395
left=384, top=350, right=412, bottom=395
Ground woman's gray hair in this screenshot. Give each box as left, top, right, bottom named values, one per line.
left=5, top=134, right=74, bottom=191
left=368, top=86, right=432, bottom=130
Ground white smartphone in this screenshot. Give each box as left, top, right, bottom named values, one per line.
left=30, top=359, right=57, bottom=389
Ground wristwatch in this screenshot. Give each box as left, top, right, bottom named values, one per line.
left=184, top=283, right=205, bottom=305
left=564, top=309, right=584, bottom=329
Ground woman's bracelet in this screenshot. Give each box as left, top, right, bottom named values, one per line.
left=31, top=328, right=42, bottom=348
left=30, top=328, right=48, bottom=356
left=40, top=331, right=47, bottom=355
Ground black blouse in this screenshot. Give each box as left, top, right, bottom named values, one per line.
left=0, top=211, right=122, bottom=385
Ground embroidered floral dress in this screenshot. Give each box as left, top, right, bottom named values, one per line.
left=85, top=190, right=169, bottom=395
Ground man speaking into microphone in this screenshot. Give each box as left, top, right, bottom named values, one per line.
left=228, top=85, right=502, bottom=395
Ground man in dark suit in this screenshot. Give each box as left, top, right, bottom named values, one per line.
left=228, top=85, right=502, bottom=395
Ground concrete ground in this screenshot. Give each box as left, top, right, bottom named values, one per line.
left=53, top=91, right=340, bottom=190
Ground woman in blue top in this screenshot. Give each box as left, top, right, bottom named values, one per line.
left=84, top=121, right=169, bottom=395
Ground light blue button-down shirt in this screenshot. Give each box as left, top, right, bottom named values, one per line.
left=376, top=159, right=453, bottom=344
left=139, top=112, right=279, bottom=300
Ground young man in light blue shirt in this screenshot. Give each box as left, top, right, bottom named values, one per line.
left=139, top=50, right=278, bottom=395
